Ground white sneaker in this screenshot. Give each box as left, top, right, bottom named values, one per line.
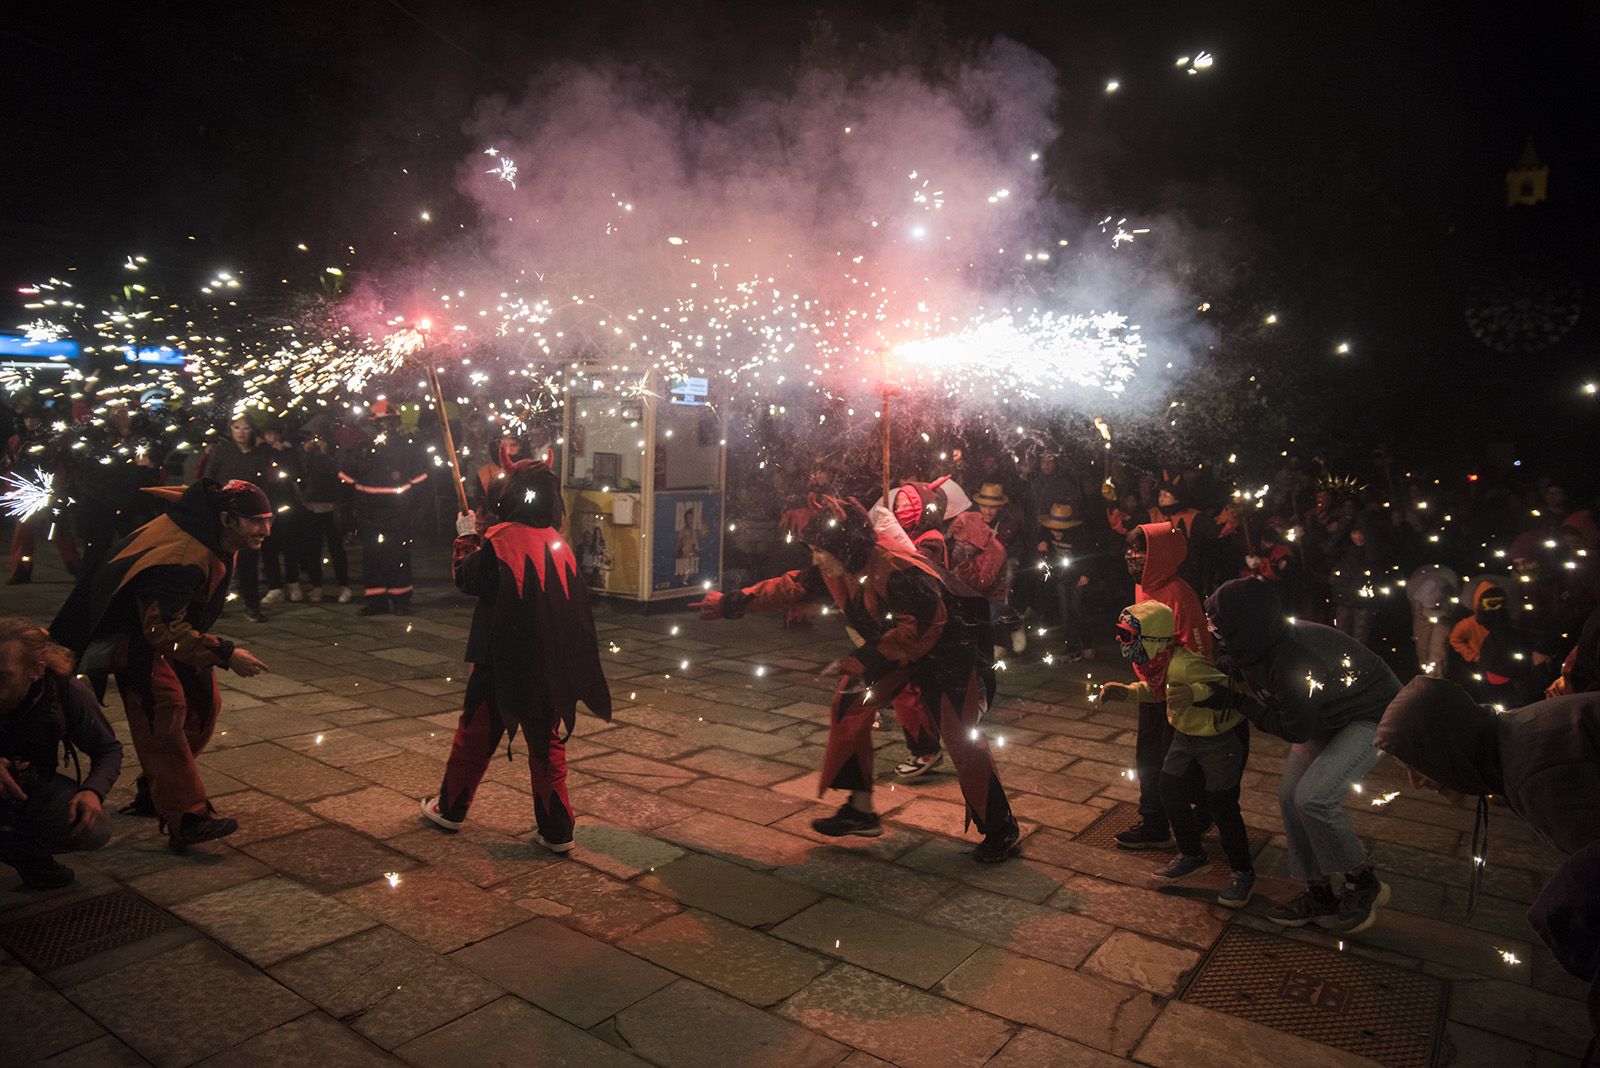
left=261, top=588, right=285, bottom=605
left=1010, top=628, right=1027, bottom=654
left=337, top=586, right=354, bottom=604
left=307, top=587, right=324, bottom=603
left=420, top=796, right=463, bottom=832
left=534, top=832, right=574, bottom=854
left=287, top=585, right=304, bottom=603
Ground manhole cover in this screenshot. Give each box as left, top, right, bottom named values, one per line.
left=1074, top=801, right=1269, bottom=872
left=1182, top=925, right=1445, bottom=1068
left=0, top=889, right=180, bottom=973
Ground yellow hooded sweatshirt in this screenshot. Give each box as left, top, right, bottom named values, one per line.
left=1123, top=600, right=1246, bottom=737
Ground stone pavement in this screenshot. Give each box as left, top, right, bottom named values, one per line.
left=0, top=552, right=1591, bottom=1068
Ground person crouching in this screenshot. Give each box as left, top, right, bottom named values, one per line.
left=0, top=619, right=122, bottom=888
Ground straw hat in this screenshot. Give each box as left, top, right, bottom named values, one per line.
left=1039, top=502, right=1082, bottom=530
left=973, top=482, right=1009, bottom=507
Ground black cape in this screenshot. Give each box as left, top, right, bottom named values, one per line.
left=456, top=521, right=611, bottom=756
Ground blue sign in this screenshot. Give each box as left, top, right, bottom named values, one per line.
left=0, top=335, right=79, bottom=360
left=122, top=345, right=187, bottom=366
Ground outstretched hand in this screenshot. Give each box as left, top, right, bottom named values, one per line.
left=689, top=592, right=724, bottom=621
left=455, top=511, right=479, bottom=537
left=230, top=649, right=270, bottom=677
left=1098, top=682, right=1134, bottom=704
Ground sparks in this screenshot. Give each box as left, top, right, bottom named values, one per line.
left=0, top=470, right=54, bottom=522
left=1370, top=791, right=1400, bottom=807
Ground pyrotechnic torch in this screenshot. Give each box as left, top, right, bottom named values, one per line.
left=880, top=383, right=900, bottom=507
left=1093, top=417, right=1114, bottom=498
left=416, top=319, right=470, bottom=514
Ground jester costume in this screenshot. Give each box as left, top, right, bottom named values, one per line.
left=49, top=479, right=263, bottom=837
left=702, top=495, right=1019, bottom=861
left=889, top=478, right=954, bottom=767
left=428, top=461, right=611, bottom=849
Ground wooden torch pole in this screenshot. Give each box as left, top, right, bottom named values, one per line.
left=880, top=388, right=892, bottom=506
left=425, top=362, right=470, bottom=513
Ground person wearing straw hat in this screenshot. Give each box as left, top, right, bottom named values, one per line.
left=974, top=481, right=1027, bottom=658
left=1037, top=501, right=1099, bottom=661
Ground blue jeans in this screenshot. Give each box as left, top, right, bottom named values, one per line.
left=1278, top=718, right=1379, bottom=883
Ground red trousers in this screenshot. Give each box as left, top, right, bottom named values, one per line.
left=9, top=516, right=80, bottom=576
left=438, top=691, right=571, bottom=842
left=819, top=666, right=1012, bottom=835
left=114, top=656, right=220, bottom=826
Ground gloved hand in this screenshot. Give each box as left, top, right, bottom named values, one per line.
left=689, top=591, right=724, bottom=620
left=1098, top=682, right=1136, bottom=704
left=455, top=512, right=479, bottom=537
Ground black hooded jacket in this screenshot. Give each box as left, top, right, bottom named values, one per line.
left=1376, top=677, right=1600, bottom=856
left=1205, top=578, right=1400, bottom=743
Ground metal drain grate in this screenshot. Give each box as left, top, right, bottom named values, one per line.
left=1074, top=801, right=1269, bottom=872
left=0, top=889, right=180, bottom=973
left=1182, top=925, right=1445, bottom=1068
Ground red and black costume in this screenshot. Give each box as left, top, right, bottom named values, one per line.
left=889, top=478, right=953, bottom=761
left=49, top=480, right=257, bottom=830
left=435, top=461, right=612, bottom=845
left=713, top=497, right=1014, bottom=839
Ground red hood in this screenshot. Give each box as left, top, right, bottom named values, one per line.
left=1138, top=520, right=1188, bottom=589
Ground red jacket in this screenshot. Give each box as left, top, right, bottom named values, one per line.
left=1136, top=521, right=1211, bottom=659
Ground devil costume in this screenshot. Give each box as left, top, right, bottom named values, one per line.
left=889, top=478, right=954, bottom=766
left=699, top=495, right=1019, bottom=861
left=427, top=461, right=611, bottom=849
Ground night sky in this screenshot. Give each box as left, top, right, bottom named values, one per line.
left=5, top=1, right=1598, bottom=470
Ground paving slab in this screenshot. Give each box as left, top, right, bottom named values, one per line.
left=496, top=860, right=681, bottom=941
left=612, top=979, right=846, bottom=1068
left=191, top=1011, right=402, bottom=1066
left=621, top=909, right=831, bottom=1006
left=2, top=960, right=105, bottom=1064
left=173, top=875, right=376, bottom=966
left=22, top=1034, right=150, bottom=1068
left=1448, top=976, right=1594, bottom=1059
left=241, top=826, right=419, bottom=893
left=1133, top=1000, right=1384, bottom=1068
left=337, top=866, right=531, bottom=953
left=1048, top=874, right=1227, bottom=950
left=661, top=775, right=811, bottom=824
left=639, top=852, right=822, bottom=927
left=654, top=810, right=818, bottom=870
left=985, top=1027, right=1131, bottom=1068
left=774, top=897, right=980, bottom=988
left=777, top=964, right=1011, bottom=1068
left=677, top=746, right=805, bottom=786
left=395, top=995, right=649, bottom=1067
left=64, top=939, right=308, bottom=1067
left=123, top=845, right=274, bottom=906
left=921, top=884, right=1113, bottom=969
left=268, top=926, right=502, bottom=1049
left=310, top=784, right=430, bottom=839
left=385, top=826, right=562, bottom=888
left=450, top=919, right=675, bottom=1028
left=895, top=835, right=1070, bottom=903
left=940, top=945, right=1159, bottom=1056
left=564, top=822, right=687, bottom=880
left=1081, top=929, right=1203, bottom=996
left=277, top=728, right=405, bottom=767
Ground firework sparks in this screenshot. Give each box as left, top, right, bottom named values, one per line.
left=0, top=470, right=54, bottom=522
left=1370, top=790, right=1400, bottom=807
left=890, top=311, right=1144, bottom=396
left=485, top=149, right=519, bottom=188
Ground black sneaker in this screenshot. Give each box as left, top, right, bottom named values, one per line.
left=1267, top=882, right=1342, bottom=928
left=170, top=812, right=238, bottom=849
left=1327, top=869, right=1390, bottom=934
left=15, top=856, right=75, bottom=890
left=812, top=803, right=883, bottom=838
left=119, top=776, right=156, bottom=818
left=1114, top=821, right=1174, bottom=851
left=244, top=607, right=267, bottom=623
left=974, top=817, right=1021, bottom=863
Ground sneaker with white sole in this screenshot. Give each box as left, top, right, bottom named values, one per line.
left=337, top=586, right=354, bottom=604
left=1151, top=853, right=1210, bottom=883
left=307, top=587, right=324, bottom=603
left=1218, top=870, right=1256, bottom=908
left=261, top=588, right=285, bottom=605
left=287, top=585, right=304, bottom=602
left=895, top=751, right=945, bottom=779
left=812, top=803, right=883, bottom=838
left=535, top=832, right=574, bottom=854
left=420, top=796, right=463, bottom=832
left=1010, top=628, right=1027, bottom=654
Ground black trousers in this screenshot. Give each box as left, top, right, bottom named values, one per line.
left=1135, top=701, right=1209, bottom=833
left=0, top=772, right=112, bottom=873
left=357, top=497, right=415, bottom=608
left=1161, top=726, right=1254, bottom=872
left=299, top=509, right=349, bottom=587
